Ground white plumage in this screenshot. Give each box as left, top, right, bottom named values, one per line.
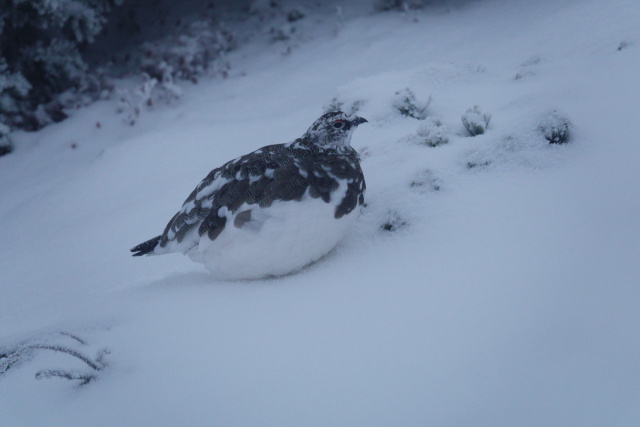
left=191, top=182, right=356, bottom=279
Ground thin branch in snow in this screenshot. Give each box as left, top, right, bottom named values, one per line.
left=26, top=344, right=103, bottom=371
left=0, top=332, right=110, bottom=386
left=35, top=370, right=96, bottom=386
left=59, top=331, right=88, bottom=345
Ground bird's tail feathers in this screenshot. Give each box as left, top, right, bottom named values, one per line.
left=131, top=236, right=162, bottom=257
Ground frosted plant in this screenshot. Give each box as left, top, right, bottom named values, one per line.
left=155, top=63, right=183, bottom=103
left=410, top=169, right=442, bottom=192
left=0, top=58, right=32, bottom=122
left=375, top=0, right=427, bottom=11
left=140, top=21, right=235, bottom=82
left=323, top=97, right=365, bottom=115
left=380, top=210, right=409, bottom=232
left=324, top=97, right=345, bottom=113
left=0, top=122, right=12, bottom=156
left=462, top=105, right=491, bottom=136
left=393, top=88, right=430, bottom=120
left=539, top=111, right=571, bottom=144
left=287, top=8, right=306, bottom=22
left=116, top=74, right=157, bottom=126
left=116, top=65, right=186, bottom=126
left=0, top=0, right=122, bottom=130
left=411, top=117, right=449, bottom=147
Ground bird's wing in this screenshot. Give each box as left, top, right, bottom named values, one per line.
left=157, top=145, right=304, bottom=250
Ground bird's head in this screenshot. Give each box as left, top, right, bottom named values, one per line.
left=303, top=111, right=368, bottom=150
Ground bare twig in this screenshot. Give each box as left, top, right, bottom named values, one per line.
left=35, top=369, right=96, bottom=386
left=1, top=333, right=110, bottom=385
left=59, top=331, right=87, bottom=345
left=25, top=345, right=102, bottom=371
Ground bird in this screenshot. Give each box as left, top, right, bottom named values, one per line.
left=131, top=111, right=367, bottom=280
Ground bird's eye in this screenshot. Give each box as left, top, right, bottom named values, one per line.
left=333, top=121, right=344, bottom=129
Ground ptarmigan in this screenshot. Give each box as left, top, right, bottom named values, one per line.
left=131, top=111, right=367, bottom=280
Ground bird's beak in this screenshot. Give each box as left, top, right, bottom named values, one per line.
left=351, top=116, right=368, bottom=126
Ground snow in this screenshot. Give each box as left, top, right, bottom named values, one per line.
left=1, top=0, right=640, bottom=425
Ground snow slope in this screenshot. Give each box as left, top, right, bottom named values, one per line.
left=1, top=0, right=640, bottom=425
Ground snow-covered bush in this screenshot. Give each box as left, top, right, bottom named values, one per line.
left=410, top=169, right=442, bottom=192
left=0, top=59, right=25, bottom=155
left=116, top=75, right=157, bottom=126
left=139, top=20, right=236, bottom=83
left=539, top=111, right=571, bottom=144
left=248, top=1, right=311, bottom=44
left=393, top=88, right=430, bottom=119
left=465, top=159, right=492, bottom=170
left=267, top=6, right=308, bottom=41
left=269, top=24, right=295, bottom=42
left=409, top=117, right=449, bottom=147
left=461, top=105, right=491, bottom=136
left=0, top=122, right=12, bottom=156
left=0, top=58, right=32, bottom=131
left=323, top=97, right=365, bottom=115
left=380, top=210, right=409, bottom=232
left=116, top=69, right=184, bottom=126
left=0, top=0, right=123, bottom=131
left=375, top=0, right=428, bottom=11
left=287, top=8, right=306, bottom=23
left=0, top=0, right=242, bottom=137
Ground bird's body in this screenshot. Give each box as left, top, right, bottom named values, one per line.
left=131, top=112, right=367, bottom=279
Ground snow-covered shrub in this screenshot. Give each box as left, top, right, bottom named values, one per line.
left=539, top=111, right=571, bottom=144
left=0, top=0, right=123, bottom=130
left=393, top=88, right=430, bottom=120
left=375, top=0, right=427, bottom=11
left=266, top=6, right=307, bottom=42
left=287, top=8, right=306, bottom=22
left=155, top=65, right=184, bottom=103
left=410, top=169, right=442, bottom=192
left=116, top=63, right=187, bottom=125
left=269, top=23, right=297, bottom=42
left=139, top=20, right=236, bottom=83
left=465, top=159, right=492, bottom=170
left=248, top=0, right=281, bottom=15
left=461, top=105, right=491, bottom=136
left=268, top=7, right=307, bottom=41
left=0, top=58, right=32, bottom=128
left=409, top=117, right=449, bottom=147
left=116, top=74, right=157, bottom=126
left=380, top=210, right=409, bottom=232
left=1, top=1, right=236, bottom=134
left=0, top=58, right=29, bottom=155
left=248, top=1, right=309, bottom=44
left=22, top=40, right=88, bottom=96
left=323, top=97, right=365, bottom=115
left=0, top=122, right=12, bottom=156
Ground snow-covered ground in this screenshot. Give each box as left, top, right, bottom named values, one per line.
left=2, top=0, right=640, bottom=425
